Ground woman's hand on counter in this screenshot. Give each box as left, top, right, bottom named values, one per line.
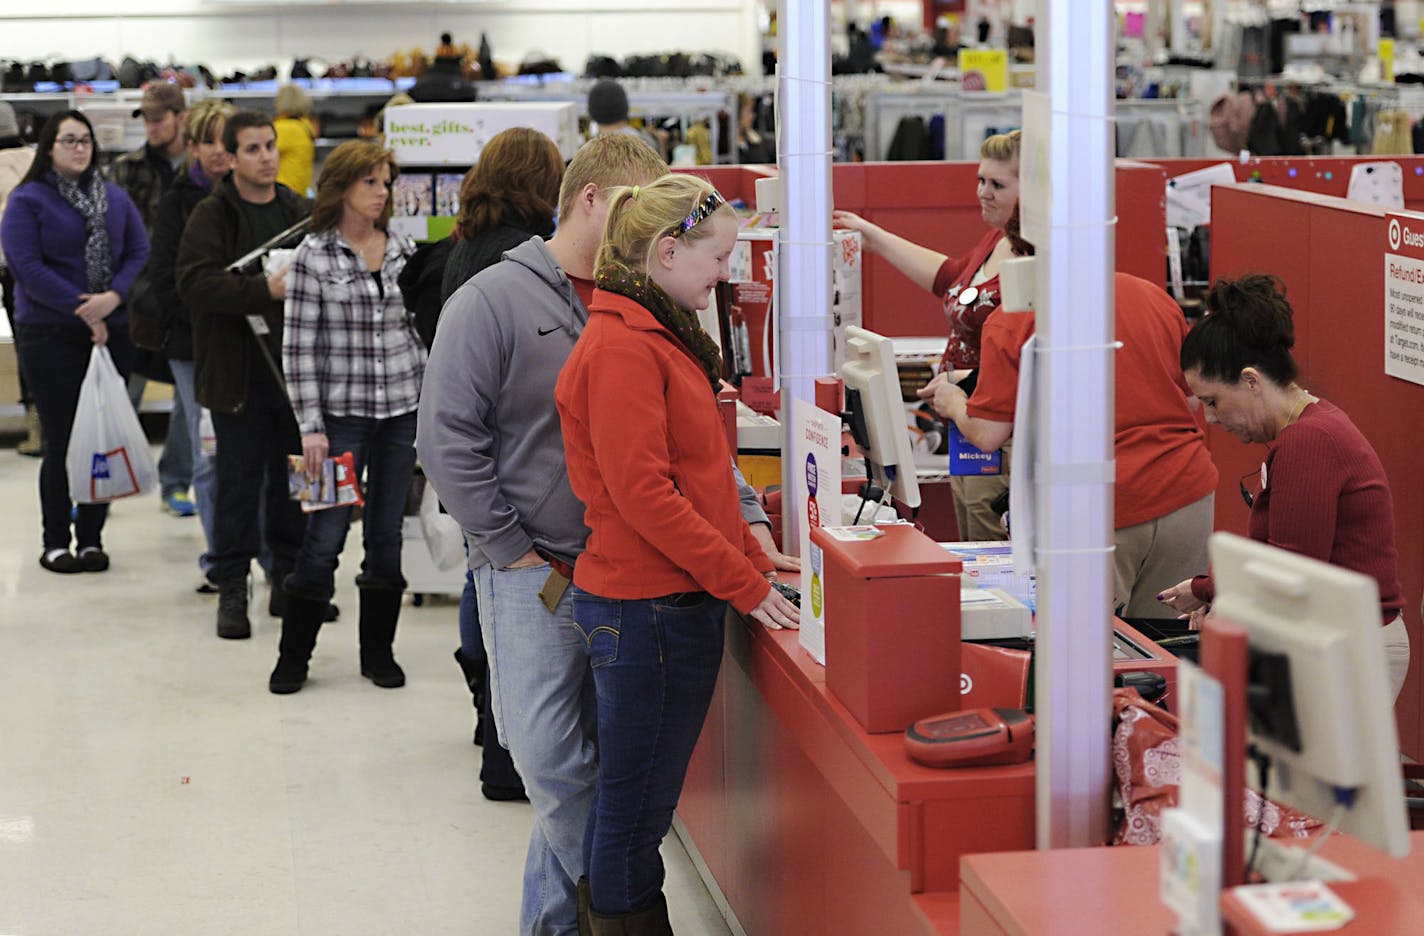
left=750, top=585, right=800, bottom=632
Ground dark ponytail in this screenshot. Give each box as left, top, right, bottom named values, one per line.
left=1181, top=273, right=1299, bottom=386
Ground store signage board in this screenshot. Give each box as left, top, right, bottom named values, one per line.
left=794, top=399, right=840, bottom=666
left=1383, top=212, right=1424, bottom=386
left=1019, top=90, right=1051, bottom=248
left=958, top=48, right=1008, bottom=92
left=383, top=102, right=579, bottom=165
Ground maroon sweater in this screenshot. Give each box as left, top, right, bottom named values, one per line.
left=1193, top=400, right=1403, bottom=622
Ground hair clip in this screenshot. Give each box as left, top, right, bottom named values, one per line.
left=669, top=190, right=725, bottom=239
left=631, top=185, right=640, bottom=199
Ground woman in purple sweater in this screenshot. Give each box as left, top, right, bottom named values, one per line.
left=0, top=111, right=149, bottom=573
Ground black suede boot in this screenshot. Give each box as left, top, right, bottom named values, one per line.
left=269, top=590, right=326, bottom=694
left=452, top=647, right=486, bottom=745
left=589, top=892, right=673, bottom=936
left=216, top=578, right=251, bottom=640
left=358, top=585, right=405, bottom=688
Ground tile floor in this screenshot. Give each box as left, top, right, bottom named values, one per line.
left=0, top=440, right=733, bottom=936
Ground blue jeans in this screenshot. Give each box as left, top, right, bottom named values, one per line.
left=127, top=371, right=191, bottom=497
left=15, top=323, right=133, bottom=551
left=168, top=359, right=216, bottom=572
left=475, top=562, right=597, bottom=936
left=286, top=412, right=417, bottom=598
left=208, top=366, right=305, bottom=586
left=460, top=567, right=523, bottom=790
left=571, top=588, right=727, bottom=916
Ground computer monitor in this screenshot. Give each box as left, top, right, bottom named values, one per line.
left=1210, top=532, right=1410, bottom=862
left=840, top=326, right=921, bottom=510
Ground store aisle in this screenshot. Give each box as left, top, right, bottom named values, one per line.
left=0, top=444, right=732, bottom=936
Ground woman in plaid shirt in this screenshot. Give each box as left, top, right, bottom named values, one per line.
left=269, top=140, right=426, bottom=695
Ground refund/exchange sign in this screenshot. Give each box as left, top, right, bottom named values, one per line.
left=1384, top=213, right=1424, bottom=386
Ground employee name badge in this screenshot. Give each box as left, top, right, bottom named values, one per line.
left=948, top=423, right=1002, bottom=475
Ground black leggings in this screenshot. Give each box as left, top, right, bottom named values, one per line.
left=15, top=322, right=133, bottom=551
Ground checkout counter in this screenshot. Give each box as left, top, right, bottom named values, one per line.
left=673, top=523, right=1180, bottom=935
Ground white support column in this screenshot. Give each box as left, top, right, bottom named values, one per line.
left=775, top=0, right=835, bottom=554
left=1027, top=0, right=1116, bottom=849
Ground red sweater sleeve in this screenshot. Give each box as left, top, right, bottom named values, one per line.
left=1259, top=425, right=1341, bottom=564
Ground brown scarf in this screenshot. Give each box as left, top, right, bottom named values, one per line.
left=595, top=259, right=724, bottom=392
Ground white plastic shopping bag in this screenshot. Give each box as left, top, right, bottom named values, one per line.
left=419, top=481, right=466, bottom=571
left=66, top=346, right=158, bottom=503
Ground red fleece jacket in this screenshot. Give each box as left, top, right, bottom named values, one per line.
left=555, top=289, right=773, bottom=614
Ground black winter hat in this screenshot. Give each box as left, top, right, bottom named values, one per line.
left=587, top=79, right=629, bottom=126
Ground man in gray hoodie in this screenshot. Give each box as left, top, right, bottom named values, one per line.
left=419, top=136, right=795, bottom=934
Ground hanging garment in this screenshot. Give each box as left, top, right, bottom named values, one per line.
left=885, top=116, right=933, bottom=160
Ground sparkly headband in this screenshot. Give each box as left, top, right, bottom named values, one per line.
left=669, top=190, right=726, bottom=239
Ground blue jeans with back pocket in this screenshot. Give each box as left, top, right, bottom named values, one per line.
left=571, top=586, right=727, bottom=916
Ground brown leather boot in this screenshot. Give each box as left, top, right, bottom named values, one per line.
left=589, top=891, right=673, bottom=935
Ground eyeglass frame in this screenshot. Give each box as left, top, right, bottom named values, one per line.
left=55, top=135, right=95, bottom=149
left=1239, top=468, right=1260, bottom=508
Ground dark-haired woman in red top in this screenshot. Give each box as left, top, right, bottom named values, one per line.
left=1160, top=273, right=1410, bottom=700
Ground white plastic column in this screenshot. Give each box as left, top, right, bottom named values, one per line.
left=1030, top=0, right=1116, bottom=849
left=775, top=0, right=835, bottom=554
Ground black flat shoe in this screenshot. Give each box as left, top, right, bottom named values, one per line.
left=78, top=548, right=110, bottom=572
left=39, top=551, right=83, bottom=574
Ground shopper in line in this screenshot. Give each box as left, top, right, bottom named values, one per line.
left=273, top=83, right=317, bottom=197
left=419, top=133, right=669, bottom=936
left=147, top=98, right=236, bottom=591
left=177, top=110, right=310, bottom=638
left=586, top=78, right=659, bottom=153
left=112, top=80, right=196, bottom=519
left=0, top=110, right=149, bottom=573
left=0, top=101, right=41, bottom=456
left=267, top=140, right=422, bottom=694
left=926, top=212, right=1218, bottom=618
left=835, top=129, right=1022, bottom=541
left=1160, top=273, right=1410, bottom=699
left=442, top=126, right=563, bottom=796
left=555, top=174, right=800, bottom=931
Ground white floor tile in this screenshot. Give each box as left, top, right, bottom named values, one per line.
left=0, top=442, right=732, bottom=935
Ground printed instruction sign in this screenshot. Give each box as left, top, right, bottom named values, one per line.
left=794, top=399, right=840, bottom=666
left=1384, top=213, right=1424, bottom=386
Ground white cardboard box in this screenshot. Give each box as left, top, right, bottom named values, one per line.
left=384, top=102, right=580, bottom=165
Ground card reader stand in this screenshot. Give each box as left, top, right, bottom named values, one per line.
left=811, top=522, right=961, bottom=733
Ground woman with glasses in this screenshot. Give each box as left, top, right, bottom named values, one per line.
left=0, top=110, right=149, bottom=573
left=1159, top=273, right=1410, bottom=700
left=555, top=175, right=799, bottom=930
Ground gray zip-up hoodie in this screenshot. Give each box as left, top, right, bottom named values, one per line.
left=417, top=236, right=590, bottom=570
left=416, top=236, right=770, bottom=573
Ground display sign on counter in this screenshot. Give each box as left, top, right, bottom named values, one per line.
left=794, top=399, right=840, bottom=666
left=1384, top=212, right=1424, bottom=386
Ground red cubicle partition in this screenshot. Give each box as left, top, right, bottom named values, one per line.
left=1209, top=184, right=1424, bottom=758
left=683, top=160, right=1170, bottom=338
left=1152, top=155, right=1424, bottom=212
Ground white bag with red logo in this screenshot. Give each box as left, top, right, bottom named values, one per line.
left=66, top=345, right=158, bottom=503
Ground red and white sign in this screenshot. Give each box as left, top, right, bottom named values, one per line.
left=1383, top=212, right=1424, bottom=387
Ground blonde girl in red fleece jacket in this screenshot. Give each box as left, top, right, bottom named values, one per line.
left=556, top=173, right=798, bottom=931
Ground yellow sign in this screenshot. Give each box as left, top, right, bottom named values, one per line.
left=1381, top=38, right=1396, bottom=83
left=959, top=48, right=1009, bottom=93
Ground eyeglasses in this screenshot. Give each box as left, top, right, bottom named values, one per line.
left=1239, top=469, right=1259, bottom=508
left=55, top=136, right=94, bottom=149
left=669, top=191, right=726, bottom=239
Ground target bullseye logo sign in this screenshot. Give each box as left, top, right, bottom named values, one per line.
left=1390, top=217, right=1402, bottom=251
